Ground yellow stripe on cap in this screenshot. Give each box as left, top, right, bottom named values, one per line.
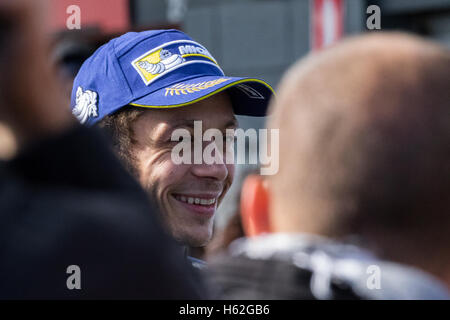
left=129, top=78, right=275, bottom=109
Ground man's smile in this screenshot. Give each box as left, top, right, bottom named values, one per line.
left=171, top=193, right=221, bottom=216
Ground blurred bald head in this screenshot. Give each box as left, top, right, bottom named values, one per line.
left=268, top=33, right=450, bottom=269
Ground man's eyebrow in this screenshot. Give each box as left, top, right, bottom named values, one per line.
left=167, top=119, right=197, bottom=129
left=226, top=118, right=239, bottom=128
left=167, top=117, right=238, bottom=130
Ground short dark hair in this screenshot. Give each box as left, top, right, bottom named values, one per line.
left=97, top=106, right=144, bottom=177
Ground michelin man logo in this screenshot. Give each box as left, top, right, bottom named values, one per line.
left=132, top=40, right=222, bottom=86
left=137, top=49, right=184, bottom=75
left=72, top=86, right=98, bottom=124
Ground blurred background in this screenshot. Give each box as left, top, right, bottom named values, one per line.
left=1, top=0, right=450, bottom=250
left=44, top=0, right=450, bottom=89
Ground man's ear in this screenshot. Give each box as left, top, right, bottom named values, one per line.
left=240, top=174, right=271, bottom=237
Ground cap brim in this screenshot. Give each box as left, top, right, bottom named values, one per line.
left=129, top=75, right=274, bottom=117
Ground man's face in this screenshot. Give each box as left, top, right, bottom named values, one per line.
left=132, top=92, right=236, bottom=246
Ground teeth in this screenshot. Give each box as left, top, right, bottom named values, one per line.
left=176, top=196, right=216, bottom=206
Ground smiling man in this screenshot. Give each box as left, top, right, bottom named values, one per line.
left=71, top=30, right=273, bottom=248
left=129, top=92, right=237, bottom=246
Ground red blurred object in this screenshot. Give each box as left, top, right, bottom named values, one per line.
left=240, top=175, right=270, bottom=237
left=48, top=0, right=129, bottom=33
left=311, top=0, right=345, bottom=51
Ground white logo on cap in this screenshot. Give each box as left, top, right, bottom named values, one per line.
left=132, top=40, right=224, bottom=86
left=137, top=49, right=184, bottom=75
left=73, top=86, right=98, bottom=124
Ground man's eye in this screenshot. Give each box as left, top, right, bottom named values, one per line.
left=170, top=135, right=192, bottom=143
left=224, top=135, right=236, bottom=143
left=169, top=137, right=181, bottom=143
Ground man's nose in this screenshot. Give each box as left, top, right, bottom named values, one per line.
left=190, top=161, right=229, bottom=181
left=190, top=141, right=230, bottom=181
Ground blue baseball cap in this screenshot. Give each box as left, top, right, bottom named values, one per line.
left=71, top=29, right=274, bottom=126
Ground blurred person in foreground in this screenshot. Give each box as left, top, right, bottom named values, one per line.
left=70, top=29, right=274, bottom=260
left=0, top=0, right=202, bottom=299
left=207, top=33, right=450, bottom=299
